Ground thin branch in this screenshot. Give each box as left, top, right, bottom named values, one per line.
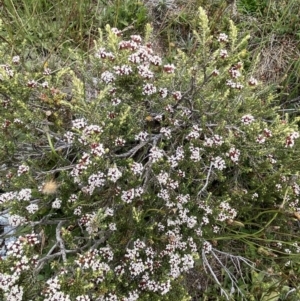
left=35, top=249, right=77, bottom=274
left=56, top=221, right=67, bottom=262
left=115, top=141, right=147, bottom=158
left=197, top=162, right=213, bottom=198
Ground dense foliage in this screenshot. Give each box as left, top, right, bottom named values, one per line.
left=1, top=3, right=300, bottom=301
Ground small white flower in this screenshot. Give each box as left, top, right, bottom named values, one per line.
left=108, top=167, right=122, bottom=183
left=115, top=137, right=126, bottom=146
left=41, top=81, right=49, bottom=88
left=18, top=188, right=32, bottom=201
left=149, top=146, right=164, bottom=163
left=135, top=131, right=148, bottom=141
left=212, top=156, right=226, bottom=170
left=137, top=65, right=154, bottom=79
left=105, top=208, right=114, bottom=216
left=142, top=83, right=156, bottom=95
left=12, top=55, right=20, bottom=64
left=26, top=203, right=39, bottom=214
left=72, top=118, right=87, bottom=129
left=217, top=33, right=228, bottom=42
left=203, top=241, right=212, bottom=254
left=149, top=55, right=162, bottom=66
left=163, top=64, right=176, bottom=73
left=131, top=162, right=144, bottom=175
left=74, top=206, right=82, bottom=216
left=17, top=164, right=29, bottom=176
left=121, top=189, right=135, bottom=203
left=113, top=65, right=132, bottom=75
left=256, top=134, right=266, bottom=144
left=157, top=171, right=169, bottom=185
left=241, top=114, right=255, bottom=125
left=248, top=76, right=258, bottom=86
left=220, top=49, right=228, bottom=58
left=64, top=131, right=74, bottom=144
left=285, top=131, right=299, bottom=148
left=189, top=145, right=202, bottom=162
left=109, top=223, right=117, bottom=231
left=226, top=147, right=240, bottom=163
left=172, top=91, right=182, bottom=101
left=8, top=214, right=26, bottom=227
left=267, top=154, right=277, bottom=164
left=111, top=98, right=121, bottom=106
left=101, top=71, right=115, bottom=84
left=160, top=127, right=172, bottom=139
left=111, top=27, right=122, bottom=36
left=131, top=35, right=142, bottom=43
left=52, top=198, right=62, bottom=209
left=91, top=143, right=105, bottom=157
left=159, top=88, right=168, bottom=98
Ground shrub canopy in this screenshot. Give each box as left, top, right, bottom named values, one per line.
left=1, top=7, right=300, bottom=301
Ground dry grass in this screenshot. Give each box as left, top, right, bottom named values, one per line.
left=252, top=36, right=300, bottom=85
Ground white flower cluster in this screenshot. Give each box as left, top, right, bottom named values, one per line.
left=17, top=164, right=29, bottom=176
left=75, top=250, right=111, bottom=274
left=220, top=49, right=228, bottom=58
left=26, top=203, right=39, bottom=214
left=217, top=33, right=228, bottom=43
left=204, top=134, right=224, bottom=147
left=137, top=64, right=154, bottom=79
left=186, top=125, right=202, bottom=140
left=4, top=285, right=24, bottom=301
left=101, top=71, right=115, bottom=84
left=80, top=171, right=106, bottom=195
left=163, top=64, right=176, bottom=73
left=76, top=295, right=91, bottom=301
left=17, top=188, right=32, bottom=201
left=135, top=131, right=148, bottom=141
left=189, top=145, right=202, bottom=162
left=168, top=146, right=184, bottom=168
left=159, top=87, right=168, bottom=98
left=202, top=240, right=212, bottom=254
left=0, top=191, right=16, bottom=205
left=108, top=167, right=122, bottom=183
left=113, top=65, right=132, bottom=75
left=216, top=201, right=237, bottom=222
left=52, top=198, right=62, bottom=209
left=121, top=187, right=144, bottom=203
left=160, top=127, right=172, bottom=139
left=211, top=156, right=226, bottom=170
left=226, top=147, right=240, bottom=163
left=149, top=146, right=164, bottom=163
left=72, top=118, right=87, bottom=129
left=285, top=131, right=299, bottom=148
left=8, top=214, right=26, bottom=227
left=130, top=161, right=144, bottom=175
left=241, top=114, right=255, bottom=125
left=142, top=83, right=157, bottom=95
left=95, top=47, right=115, bottom=60
left=64, top=131, right=75, bottom=144
left=226, top=79, right=244, bottom=89
left=115, top=137, right=126, bottom=146
left=4, top=235, right=39, bottom=275
left=0, top=273, right=19, bottom=292
left=91, top=142, right=106, bottom=157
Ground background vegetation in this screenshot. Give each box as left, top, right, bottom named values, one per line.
left=1, top=0, right=300, bottom=300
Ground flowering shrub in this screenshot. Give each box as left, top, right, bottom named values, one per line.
left=1, top=7, right=300, bottom=301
